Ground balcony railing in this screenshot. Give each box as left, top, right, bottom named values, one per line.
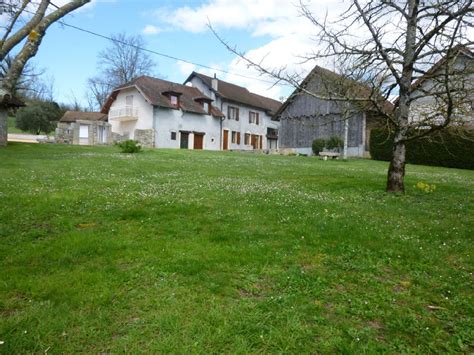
left=109, top=106, right=138, bottom=121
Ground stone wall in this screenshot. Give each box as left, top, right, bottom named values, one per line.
left=134, top=129, right=154, bottom=148
left=55, top=122, right=74, bottom=144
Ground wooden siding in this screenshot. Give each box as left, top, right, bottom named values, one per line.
left=278, top=74, right=366, bottom=149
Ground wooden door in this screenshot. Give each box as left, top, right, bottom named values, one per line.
left=223, top=130, right=228, bottom=150
left=180, top=132, right=189, bottom=149
left=193, top=133, right=204, bottom=150
left=251, top=134, right=259, bottom=149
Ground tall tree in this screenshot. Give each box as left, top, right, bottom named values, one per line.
left=87, top=33, right=156, bottom=109
left=212, top=0, right=474, bottom=192
left=0, top=55, right=55, bottom=101
left=0, top=0, right=91, bottom=146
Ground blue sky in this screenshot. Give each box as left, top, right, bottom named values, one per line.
left=7, top=0, right=346, bottom=106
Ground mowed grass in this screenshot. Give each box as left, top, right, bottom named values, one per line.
left=0, top=143, right=473, bottom=353
left=6, top=117, right=25, bottom=134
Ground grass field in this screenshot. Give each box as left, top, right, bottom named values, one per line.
left=0, top=143, right=473, bottom=353
left=6, top=116, right=25, bottom=134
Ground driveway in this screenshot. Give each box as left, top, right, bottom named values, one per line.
left=8, top=133, right=48, bottom=143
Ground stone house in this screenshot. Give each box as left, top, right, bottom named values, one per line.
left=184, top=72, right=282, bottom=151
left=275, top=66, right=391, bottom=157
left=56, top=111, right=111, bottom=145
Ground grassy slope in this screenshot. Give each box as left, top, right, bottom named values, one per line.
left=0, top=143, right=472, bottom=353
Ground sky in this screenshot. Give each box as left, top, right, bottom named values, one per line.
left=3, top=0, right=348, bottom=107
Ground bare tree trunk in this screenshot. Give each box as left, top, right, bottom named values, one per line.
left=386, top=132, right=406, bottom=192
left=0, top=109, right=7, bottom=147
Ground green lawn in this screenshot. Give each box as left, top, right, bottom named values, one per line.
left=0, top=143, right=473, bottom=353
left=6, top=116, right=25, bottom=134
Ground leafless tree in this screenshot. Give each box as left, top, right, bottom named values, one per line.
left=0, top=0, right=91, bottom=146
left=211, top=0, right=474, bottom=192
left=87, top=33, right=157, bottom=110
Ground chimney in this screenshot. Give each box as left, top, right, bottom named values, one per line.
left=212, top=73, right=218, bottom=92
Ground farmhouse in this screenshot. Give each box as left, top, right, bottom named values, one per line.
left=275, top=66, right=391, bottom=157
left=102, top=76, right=225, bottom=149
left=56, top=111, right=111, bottom=145
left=103, top=74, right=282, bottom=151
left=184, top=72, right=281, bottom=150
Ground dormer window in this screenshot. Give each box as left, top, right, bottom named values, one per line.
left=163, top=90, right=182, bottom=109
left=170, top=95, right=178, bottom=106
left=194, top=97, right=212, bottom=114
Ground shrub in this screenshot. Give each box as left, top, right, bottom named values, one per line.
left=15, top=101, right=62, bottom=135
left=326, top=136, right=344, bottom=151
left=312, top=139, right=326, bottom=155
left=369, top=128, right=474, bottom=170
left=117, top=140, right=142, bottom=153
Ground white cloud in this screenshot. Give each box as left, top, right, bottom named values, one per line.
left=153, top=0, right=347, bottom=100
left=142, top=25, right=162, bottom=35
left=176, top=60, right=196, bottom=76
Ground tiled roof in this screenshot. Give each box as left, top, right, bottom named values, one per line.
left=187, top=72, right=282, bottom=115
left=59, top=111, right=108, bottom=123
left=102, top=76, right=225, bottom=118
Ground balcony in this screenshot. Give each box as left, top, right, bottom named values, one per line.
left=109, top=106, right=138, bottom=121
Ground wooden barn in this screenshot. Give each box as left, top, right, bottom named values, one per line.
left=275, top=66, right=392, bottom=157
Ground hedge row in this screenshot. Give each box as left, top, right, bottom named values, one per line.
left=370, top=128, right=474, bottom=170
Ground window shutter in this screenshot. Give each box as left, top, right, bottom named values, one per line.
left=236, top=108, right=239, bottom=121
left=227, top=106, right=231, bottom=119
left=256, top=113, right=259, bottom=125
left=237, top=132, right=241, bottom=144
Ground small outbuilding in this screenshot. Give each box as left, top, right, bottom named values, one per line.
left=56, top=111, right=111, bottom=145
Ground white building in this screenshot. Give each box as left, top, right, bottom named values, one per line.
left=408, top=45, right=473, bottom=128
left=102, top=76, right=225, bottom=150
left=103, top=74, right=282, bottom=151
left=184, top=72, right=281, bottom=150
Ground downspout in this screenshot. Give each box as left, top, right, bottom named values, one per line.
left=219, top=98, right=224, bottom=150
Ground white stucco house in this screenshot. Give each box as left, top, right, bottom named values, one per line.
left=102, top=76, right=225, bottom=149
left=102, top=74, right=282, bottom=151
left=184, top=72, right=281, bottom=150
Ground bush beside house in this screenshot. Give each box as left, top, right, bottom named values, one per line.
left=370, top=128, right=474, bottom=169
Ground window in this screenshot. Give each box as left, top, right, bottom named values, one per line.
left=249, top=111, right=259, bottom=125
left=126, top=95, right=133, bottom=106
left=228, top=106, right=239, bottom=121
left=170, top=95, right=179, bottom=106
left=171, top=131, right=177, bottom=140
left=244, top=133, right=251, bottom=145
left=203, top=102, right=209, bottom=113
left=231, top=131, right=241, bottom=144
